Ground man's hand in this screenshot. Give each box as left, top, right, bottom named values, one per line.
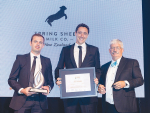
left=94, top=78, right=99, bottom=85
left=98, top=84, right=106, bottom=94
left=41, top=86, right=49, bottom=95
left=113, top=81, right=126, bottom=89
left=56, top=78, right=62, bottom=88
left=20, top=87, right=36, bottom=96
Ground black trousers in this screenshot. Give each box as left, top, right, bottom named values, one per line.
left=63, top=99, right=98, bottom=113
left=14, top=94, right=46, bottom=113
left=105, top=102, right=137, bottom=113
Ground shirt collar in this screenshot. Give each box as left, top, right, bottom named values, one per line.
left=30, top=52, right=40, bottom=59
left=75, top=42, right=86, bottom=49
left=111, top=57, right=122, bottom=66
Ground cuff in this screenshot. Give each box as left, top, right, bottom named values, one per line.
left=48, top=85, right=51, bottom=93
left=18, top=88, right=24, bottom=94
left=124, top=80, right=130, bottom=88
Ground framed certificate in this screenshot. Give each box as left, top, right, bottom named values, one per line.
left=59, top=67, right=97, bottom=99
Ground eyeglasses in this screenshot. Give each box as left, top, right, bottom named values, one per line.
left=77, top=31, right=88, bottom=36
left=110, top=46, right=122, bottom=50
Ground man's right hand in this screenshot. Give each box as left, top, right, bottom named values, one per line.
left=20, top=87, right=36, bottom=96
left=56, top=78, right=62, bottom=88
left=98, top=84, right=106, bottom=94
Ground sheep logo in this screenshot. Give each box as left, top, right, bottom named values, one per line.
left=45, top=6, right=67, bottom=26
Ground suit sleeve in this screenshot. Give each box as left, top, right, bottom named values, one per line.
left=128, top=60, right=144, bottom=90
left=46, top=58, right=54, bottom=89
left=99, top=65, right=105, bottom=85
left=55, top=47, right=65, bottom=80
left=94, top=47, right=101, bottom=80
left=8, top=55, right=22, bottom=92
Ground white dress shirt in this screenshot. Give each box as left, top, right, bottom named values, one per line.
left=18, top=52, right=42, bottom=94
left=30, top=52, right=42, bottom=87
left=74, top=43, right=86, bottom=68
left=105, top=57, right=129, bottom=104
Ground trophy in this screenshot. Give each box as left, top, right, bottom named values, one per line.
left=30, top=66, right=48, bottom=93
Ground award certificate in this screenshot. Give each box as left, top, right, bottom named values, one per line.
left=65, top=73, right=91, bottom=93
left=59, top=67, right=97, bottom=99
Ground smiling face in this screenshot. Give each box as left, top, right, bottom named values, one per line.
left=30, top=36, right=44, bottom=55
left=109, top=43, right=124, bottom=61
left=75, top=27, right=89, bottom=45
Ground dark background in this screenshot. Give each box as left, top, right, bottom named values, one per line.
left=0, top=0, right=150, bottom=113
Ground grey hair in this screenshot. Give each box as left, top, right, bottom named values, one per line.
left=110, top=39, right=124, bottom=48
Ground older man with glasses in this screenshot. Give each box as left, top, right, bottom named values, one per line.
left=98, top=39, right=144, bottom=113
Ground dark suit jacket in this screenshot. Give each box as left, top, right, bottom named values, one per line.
left=55, top=43, right=101, bottom=105
left=99, top=57, right=144, bottom=113
left=8, top=53, right=54, bottom=110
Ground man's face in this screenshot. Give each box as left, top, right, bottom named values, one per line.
left=30, top=36, right=44, bottom=55
left=109, top=43, right=124, bottom=61
left=75, top=27, right=88, bottom=45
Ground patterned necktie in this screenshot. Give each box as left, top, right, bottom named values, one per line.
left=111, top=61, right=117, bottom=67
left=78, top=46, right=82, bottom=68
left=29, top=56, right=37, bottom=87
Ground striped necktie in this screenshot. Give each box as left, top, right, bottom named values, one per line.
left=29, top=56, right=37, bottom=87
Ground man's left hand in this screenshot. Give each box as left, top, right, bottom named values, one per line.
left=113, top=81, right=126, bottom=89
left=41, top=86, right=50, bottom=95
left=94, top=78, right=99, bottom=85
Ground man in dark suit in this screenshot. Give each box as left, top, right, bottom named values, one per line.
left=8, top=34, right=54, bottom=113
left=55, top=23, right=101, bottom=113
left=98, top=39, right=144, bottom=113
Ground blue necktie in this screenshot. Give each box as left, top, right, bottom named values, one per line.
left=111, top=61, right=117, bottom=67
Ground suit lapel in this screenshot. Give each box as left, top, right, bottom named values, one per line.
left=40, top=55, right=45, bottom=75
left=114, top=57, right=127, bottom=82
left=103, top=62, right=111, bottom=85
left=70, top=44, right=77, bottom=68
left=81, top=43, right=90, bottom=67
left=26, top=53, right=31, bottom=82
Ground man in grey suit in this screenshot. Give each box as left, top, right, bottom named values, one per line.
left=8, top=34, right=54, bottom=113
left=98, top=39, right=144, bottom=113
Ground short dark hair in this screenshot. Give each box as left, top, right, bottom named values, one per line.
left=31, top=34, right=45, bottom=43
left=75, top=23, right=90, bottom=34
